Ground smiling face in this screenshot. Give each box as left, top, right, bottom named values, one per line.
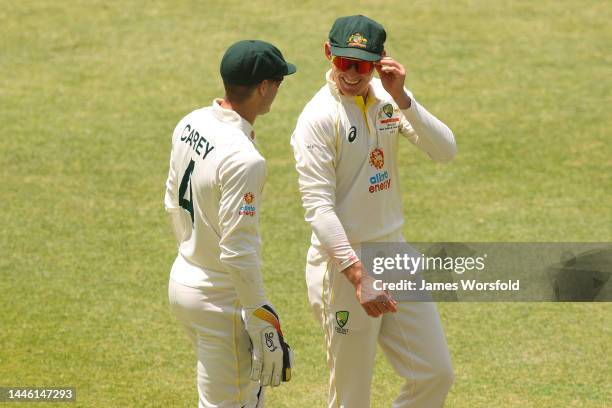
left=325, top=42, right=376, bottom=98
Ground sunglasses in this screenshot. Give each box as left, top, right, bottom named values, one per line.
left=332, top=56, right=375, bottom=74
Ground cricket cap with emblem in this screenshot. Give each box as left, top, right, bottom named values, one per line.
left=220, top=40, right=297, bottom=86
left=329, top=15, right=386, bottom=61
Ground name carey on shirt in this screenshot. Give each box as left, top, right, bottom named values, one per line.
left=180, top=124, right=215, bottom=160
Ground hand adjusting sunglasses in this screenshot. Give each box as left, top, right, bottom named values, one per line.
left=332, top=56, right=375, bottom=75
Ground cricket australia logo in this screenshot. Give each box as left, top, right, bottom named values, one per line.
left=383, top=104, right=394, bottom=118
left=335, top=311, right=349, bottom=334
left=377, top=104, right=401, bottom=133
left=347, top=33, right=368, bottom=48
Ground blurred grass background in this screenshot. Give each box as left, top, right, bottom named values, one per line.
left=1, top=1, right=610, bottom=406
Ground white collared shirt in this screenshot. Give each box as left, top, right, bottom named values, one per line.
left=291, top=71, right=456, bottom=268
left=164, top=99, right=267, bottom=306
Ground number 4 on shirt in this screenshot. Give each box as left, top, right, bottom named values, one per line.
left=179, top=159, right=195, bottom=225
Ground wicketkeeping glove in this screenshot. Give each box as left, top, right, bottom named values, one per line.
left=242, top=304, right=293, bottom=387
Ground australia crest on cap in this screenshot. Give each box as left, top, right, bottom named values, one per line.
left=347, top=32, right=368, bottom=48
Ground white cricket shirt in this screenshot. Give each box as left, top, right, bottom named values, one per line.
left=291, top=71, right=456, bottom=269
left=164, top=100, right=267, bottom=306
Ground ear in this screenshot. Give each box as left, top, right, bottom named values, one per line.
left=324, top=42, right=332, bottom=60
left=257, top=80, right=269, bottom=96
left=381, top=49, right=387, bottom=58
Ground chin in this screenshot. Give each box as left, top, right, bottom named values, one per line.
left=339, top=84, right=367, bottom=97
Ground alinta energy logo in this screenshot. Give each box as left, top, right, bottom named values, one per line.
left=368, top=148, right=391, bottom=194
left=369, top=148, right=384, bottom=169
left=239, top=192, right=256, bottom=216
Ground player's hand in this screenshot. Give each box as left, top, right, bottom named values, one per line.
left=342, top=261, right=398, bottom=317
left=375, top=57, right=411, bottom=109
left=242, top=304, right=293, bottom=387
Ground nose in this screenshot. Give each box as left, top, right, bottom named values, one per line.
left=345, top=63, right=361, bottom=76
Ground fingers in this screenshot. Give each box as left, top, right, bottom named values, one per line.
left=362, top=300, right=394, bottom=317
left=245, top=305, right=292, bottom=388
left=266, top=349, right=284, bottom=387
left=349, top=265, right=394, bottom=317
left=254, top=330, right=290, bottom=387
left=259, top=357, right=277, bottom=387
left=361, top=292, right=398, bottom=317
left=261, top=362, right=272, bottom=386
left=380, top=300, right=397, bottom=313
left=271, top=364, right=281, bottom=387
left=378, top=65, right=405, bottom=77
left=384, top=291, right=398, bottom=313
left=375, top=57, right=406, bottom=78
left=376, top=56, right=404, bottom=69
left=250, top=352, right=263, bottom=381
left=386, top=299, right=398, bottom=313
left=361, top=303, right=389, bottom=316
left=356, top=275, right=398, bottom=317
left=362, top=302, right=382, bottom=317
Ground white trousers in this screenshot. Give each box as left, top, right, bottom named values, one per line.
left=306, top=232, right=454, bottom=408
left=168, top=258, right=264, bottom=408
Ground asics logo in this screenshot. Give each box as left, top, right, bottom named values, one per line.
left=347, top=126, right=357, bottom=143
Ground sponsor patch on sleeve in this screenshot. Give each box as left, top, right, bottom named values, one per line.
left=239, top=192, right=256, bottom=216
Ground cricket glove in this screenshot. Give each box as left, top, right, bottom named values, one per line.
left=242, top=304, right=293, bottom=387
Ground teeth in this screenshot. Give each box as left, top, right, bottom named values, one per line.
left=342, top=77, right=359, bottom=85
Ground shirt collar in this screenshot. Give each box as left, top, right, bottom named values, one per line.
left=325, top=69, right=382, bottom=105
left=211, top=99, right=254, bottom=140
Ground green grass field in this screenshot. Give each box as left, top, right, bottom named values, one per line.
left=1, top=1, right=610, bottom=407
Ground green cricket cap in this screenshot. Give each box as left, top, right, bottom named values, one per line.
left=220, top=40, right=296, bottom=86
left=329, top=15, right=386, bottom=61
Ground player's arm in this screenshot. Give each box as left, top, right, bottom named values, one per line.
left=290, top=114, right=357, bottom=268
left=399, top=97, right=456, bottom=163
left=376, top=57, right=457, bottom=163
left=291, top=112, right=396, bottom=317
left=164, top=119, right=192, bottom=244
left=217, top=151, right=292, bottom=387
left=217, top=151, right=267, bottom=306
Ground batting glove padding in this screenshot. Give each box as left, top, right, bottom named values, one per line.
left=243, top=304, right=293, bottom=387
